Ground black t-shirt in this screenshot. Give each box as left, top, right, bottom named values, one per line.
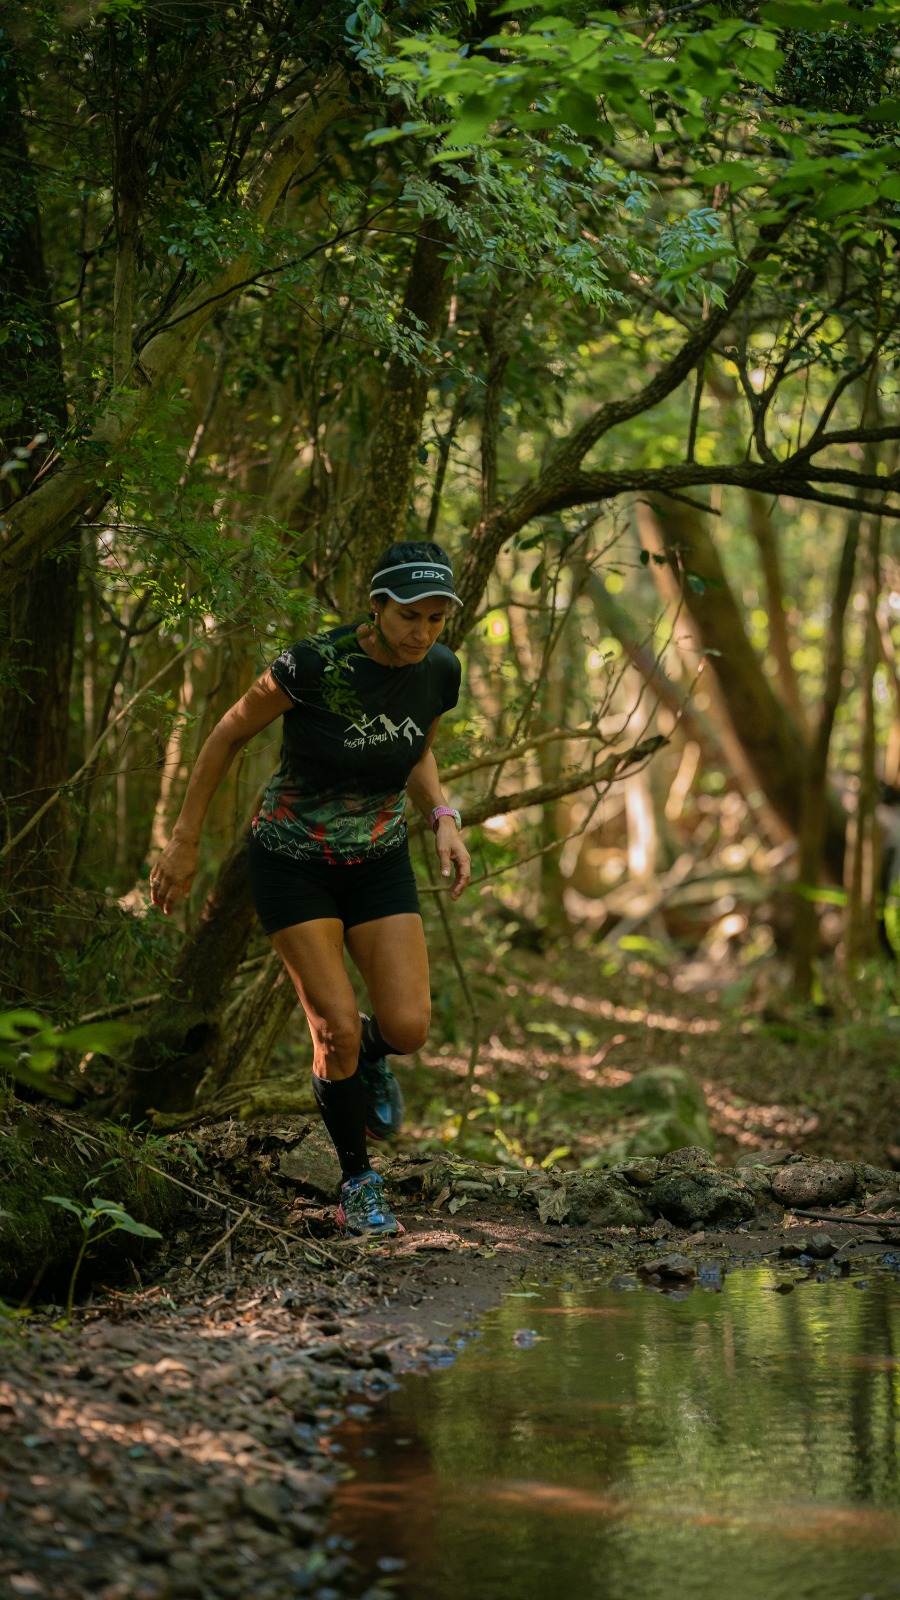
left=252, top=625, right=461, bottom=862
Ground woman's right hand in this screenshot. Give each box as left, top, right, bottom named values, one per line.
left=149, top=836, right=199, bottom=916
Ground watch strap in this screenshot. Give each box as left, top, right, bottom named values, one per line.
left=430, top=806, right=461, bottom=833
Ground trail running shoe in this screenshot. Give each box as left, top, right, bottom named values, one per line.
left=336, top=1170, right=404, bottom=1238
left=358, top=1014, right=404, bottom=1141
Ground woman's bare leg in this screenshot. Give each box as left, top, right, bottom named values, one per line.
left=269, top=917, right=361, bottom=1080
left=344, top=913, right=431, bottom=1054
left=269, top=915, right=404, bottom=1233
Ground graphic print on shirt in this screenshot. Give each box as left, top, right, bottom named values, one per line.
left=344, top=712, right=424, bottom=749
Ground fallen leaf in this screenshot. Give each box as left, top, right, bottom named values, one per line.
left=537, top=1187, right=570, bottom=1225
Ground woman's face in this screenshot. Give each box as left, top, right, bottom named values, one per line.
left=374, top=595, right=451, bottom=663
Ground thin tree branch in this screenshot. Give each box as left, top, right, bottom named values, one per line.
left=0, top=640, right=199, bottom=861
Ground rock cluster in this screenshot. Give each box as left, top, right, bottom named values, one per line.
left=380, top=1146, right=899, bottom=1232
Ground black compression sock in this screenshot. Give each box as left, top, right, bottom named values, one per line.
left=361, top=1014, right=401, bottom=1060
left=311, top=1071, right=370, bottom=1183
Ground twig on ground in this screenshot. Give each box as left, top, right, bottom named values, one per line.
left=791, top=1207, right=900, bottom=1231
left=189, top=1205, right=251, bottom=1281
left=143, top=1162, right=343, bottom=1264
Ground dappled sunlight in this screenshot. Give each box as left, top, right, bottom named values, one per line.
left=704, top=1083, right=820, bottom=1149
left=526, top=978, right=722, bottom=1035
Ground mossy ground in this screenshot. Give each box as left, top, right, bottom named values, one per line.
left=0, top=1104, right=185, bottom=1300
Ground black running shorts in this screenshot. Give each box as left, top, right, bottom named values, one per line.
left=247, top=834, right=421, bottom=936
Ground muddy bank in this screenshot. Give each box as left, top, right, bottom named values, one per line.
left=5, top=1106, right=900, bottom=1304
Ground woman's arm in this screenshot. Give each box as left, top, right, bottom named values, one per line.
left=406, top=718, right=471, bottom=902
left=149, top=670, right=293, bottom=915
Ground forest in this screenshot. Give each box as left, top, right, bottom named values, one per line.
left=3, top=0, right=900, bottom=1179
left=5, top=5, right=900, bottom=1598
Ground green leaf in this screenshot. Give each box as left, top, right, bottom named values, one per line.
left=879, top=175, right=900, bottom=202
left=44, top=1195, right=84, bottom=1217
left=0, top=1010, right=46, bottom=1041
left=693, top=161, right=763, bottom=192
left=794, top=884, right=848, bottom=905
left=114, top=1218, right=164, bottom=1239
left=52, top=1021, right=135, bottom=1055
left=815, top=181, right=878, bottom=219
left=363, top=120, right=434, bottom=147
left=761, top=1, right=874, bottom=27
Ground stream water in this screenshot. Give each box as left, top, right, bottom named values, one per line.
left=333, top=1262, right=900, bottom=1600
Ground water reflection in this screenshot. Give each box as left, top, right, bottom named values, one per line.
left=333, top=1269, right=900, bottom=1600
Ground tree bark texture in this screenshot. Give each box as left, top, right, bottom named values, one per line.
left=791, top=505, right=862, bottom=994
left=651, top=496, right=846, bottom=878
left=112, top=828, right=258, bottom=1117
left=746, top=491, right=808, bottom=733
left=845, top=508, right=884, bottom=967
left=349, top=216, right=454, bottom=601
left=0, top=44, right=80, bottom=1002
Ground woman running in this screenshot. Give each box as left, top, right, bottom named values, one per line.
left=149, top=541, right=470, bottom=1239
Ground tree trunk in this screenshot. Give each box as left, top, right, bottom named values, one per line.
left=746, top=491, right=808, bottom=733
left=349, top=215, right=454, bottom=600
left=845, top=508, right=884, bottom=967
left=0, top=45, right=79, bottom=1003
left=535, top=608, right=572, bottom=932
left=215, top=952, right=300, bottom=1096
left=791, top=505, right=862, bottom=994
left=651, top=496, right=846, bottom=877
left=112, top=829, right=258, bottom=1117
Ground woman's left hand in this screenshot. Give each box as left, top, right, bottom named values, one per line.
left=435, top=819, right=471, bottom=901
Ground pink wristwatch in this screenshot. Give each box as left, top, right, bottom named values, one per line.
left=430, top=806, right=462, bottom=833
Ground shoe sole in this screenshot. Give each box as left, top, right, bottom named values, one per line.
left=336, top=1203, right=405, bottom=1239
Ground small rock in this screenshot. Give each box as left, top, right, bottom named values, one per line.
left=281, top=1468, right=331, bottom=1509
left=772, top=1161, right=855, bottom=1210
left=865, top=1190, right=900, bottom=1214
left=270, top=1375, right=312, bottom=1413
left=284, top=1511, right=319, bottom=1544
left=563, top=1173, right=649, bottom=1228
left=615, top=1158, right=659, bottom=1187
left=308, top=1367, right=341, bottom=1393
left=855, top=1162, right=898, bottom=1194
left=642, top=1253, right=696, bottom=1280
left=242, top=1479, right=293, bottom=1530
left=303, top=1341, right=345, bottom=1362
left=453, top=1181, right=495, bottom=1197
left=806, top=1233, right=838, bottom=1260
left=278, top=1132, right=342, bottom=1199
left=649, top=1167, right=755, bottom=1229
left=778, top=1236, right=811, bottom=1259
left=735, top=1149, right=794, bottom=1169
left=659, top=1145, right=715, bottom=1169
